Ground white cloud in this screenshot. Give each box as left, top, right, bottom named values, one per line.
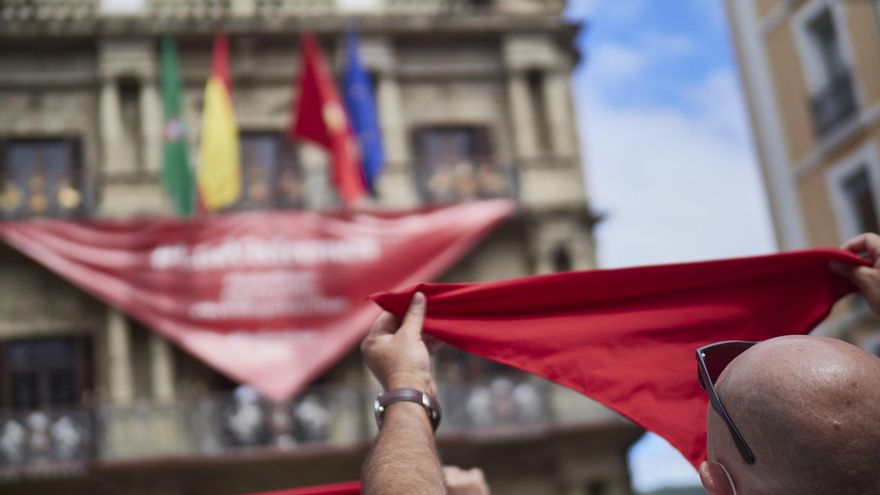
left=566, top=0, right=648, bottom=21
left=586, top=33, right=699, bottom=88
left=565, top=0, right=601, bottom=17
left=580, top=89, right=775, bottom=268
left=688, top=0, right=727, bottom=28
left=642, top=32, right=698, bottom=57
left=600, top=0, right=649, bottom=21
left=686, top=69, right=752, bottom=146
left=589, top=43, right=650, bottom=82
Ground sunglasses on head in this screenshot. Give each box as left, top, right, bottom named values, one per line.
left=696, top=340, right=757, bottom=465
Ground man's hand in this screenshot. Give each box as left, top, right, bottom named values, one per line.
left=832, top=233, right=880, bottom=315
left=444, top=466, right=491, bottom=495
left=361, top=292, right=436, bottom=395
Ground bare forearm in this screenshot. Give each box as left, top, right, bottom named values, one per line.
left=362, top=402, right=446, bottom=495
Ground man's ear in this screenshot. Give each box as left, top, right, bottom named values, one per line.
left=699, top=461, right=736, bottom=495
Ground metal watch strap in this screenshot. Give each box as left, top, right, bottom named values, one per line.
left=373, top=388, right=442, bottom=432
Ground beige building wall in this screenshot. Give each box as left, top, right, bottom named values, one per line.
left=726, top=0, right=880, bottom=350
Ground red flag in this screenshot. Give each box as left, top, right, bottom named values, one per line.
left=371, top=249, right=869, bottom=467
left=247, top=481, right=360, bottom=495
left=288, top=33, right=366, bottom=206
left=0, top=201, right=514, bottom=401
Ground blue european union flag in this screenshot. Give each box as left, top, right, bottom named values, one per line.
left=343, top=31, right=385, bottom=193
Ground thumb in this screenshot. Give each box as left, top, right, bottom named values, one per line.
left=399, top=292, right=427, bottom=340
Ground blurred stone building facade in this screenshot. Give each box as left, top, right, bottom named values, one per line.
left=726, top=0, right=880, bottom=352
left=0, top=1, right=640, bottom=494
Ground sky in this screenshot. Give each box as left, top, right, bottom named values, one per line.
left=565, top=0, right=776, bottom=491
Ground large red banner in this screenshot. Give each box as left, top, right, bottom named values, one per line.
left=0, top=201, right=513, bottom=400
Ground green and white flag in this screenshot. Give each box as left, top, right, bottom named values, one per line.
left=160, top=36, right=195, bottom=217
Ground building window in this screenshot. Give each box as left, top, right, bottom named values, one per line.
left=411, top=126, right=514, bottom=204
left=118, top=77, right=143, bottom=171
left=841, top=168, right=880, bottom=234
left=827, top=144, right=880, bottom=241
left=0, top=337, right=93, bottom=468
left=0, top=338, right=91, bottom=410
left=794, top=1, right=858, bottom=136
left=553, top=244, right=573, bottom=272
left=0, top=139, right=85, bottom=220
left=236, top=132, right=303, bottom=210
left=806, top=9, right=846, bottom=81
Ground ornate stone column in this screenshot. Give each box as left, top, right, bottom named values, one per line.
left=148, top=332, right=180, bottom=456
left=99, top=77, right=126, bottom=175
left=139, top=77, right=162, bottom=173
left=543, top=68, right=577, bottom=156
left=377, top=71, right=409, bottom=166
left=149, top=333, right=176, bottom=402
left=507, top=71, right=539, bottom=160
left=106, top=308, right=134, bottom=405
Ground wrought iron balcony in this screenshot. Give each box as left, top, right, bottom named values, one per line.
left=0, top=376, right=594, bottom=478
left=0, top=181, right=93, bottom=221
left=810, top=68, right=858, bottom=138
left=414, top=159, right=519, bottom=205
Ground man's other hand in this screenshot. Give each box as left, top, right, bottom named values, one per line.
left=832, top=232, right=880, bottom=315
left=361, top=292, right=437, bottom=395
left=444, top=466, right=491, bottom=495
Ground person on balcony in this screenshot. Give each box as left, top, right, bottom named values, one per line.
left=359, top=233, right=880, bottom=495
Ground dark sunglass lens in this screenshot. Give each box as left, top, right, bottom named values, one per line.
left=704, top=344, right=751, bottom=383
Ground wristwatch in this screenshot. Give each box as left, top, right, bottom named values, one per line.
left=373, top=388, right=442, bottom=432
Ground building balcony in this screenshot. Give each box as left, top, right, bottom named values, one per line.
left=0, top=184, right=94, bottom=221
left=0, top=155, right=527, bottom=219
left=414, top=159, right=519, bottom=206
left=810, top=68, right=858, bottom=138
left=0, top=376, right=623, bottom=479
left=0, top=0, right=566, bottom=24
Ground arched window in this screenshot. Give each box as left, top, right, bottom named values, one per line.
left=553, top=244, right=573, bottom=273
left=235, top=132, right=303, bottom=211
left=0, top=138, right=84, bottom=220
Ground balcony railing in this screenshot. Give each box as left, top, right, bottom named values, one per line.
left=810, top=68, right=858, bottom=138
left=0, top=0, right=565, bottom=22
left=415, top=159, right=519, bottom=205
left=0, top=376, right=591, bottom=477
left=0, top=178, right=93, bottom=221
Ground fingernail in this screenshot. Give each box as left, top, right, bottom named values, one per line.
left=413, top=292, right=425, bottom=304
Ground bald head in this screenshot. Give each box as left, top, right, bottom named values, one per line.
left=706, top=336, right=880, bottom=495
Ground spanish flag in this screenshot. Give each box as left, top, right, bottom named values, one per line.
left=198, top=34, right=241, bottom=211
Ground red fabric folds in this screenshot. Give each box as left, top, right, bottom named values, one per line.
left=247, top=481, right=360, bottom=495
left=371, top=249, right=868, bottom=467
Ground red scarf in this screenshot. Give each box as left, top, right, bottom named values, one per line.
left=372, top=249, right=867, bottom=466
left=248, top=481, right=361, bottom=495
